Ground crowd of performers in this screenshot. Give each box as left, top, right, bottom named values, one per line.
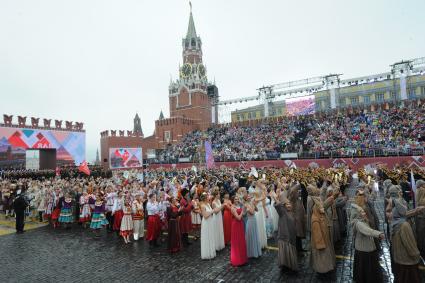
left=1, top=165, right=425, bottom=282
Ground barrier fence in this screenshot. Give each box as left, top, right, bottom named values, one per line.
left=148, top=147, right=425, bottom=165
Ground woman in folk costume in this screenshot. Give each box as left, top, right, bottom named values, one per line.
left=356, top=185, right=379, bottom=230
left=104, top=187, right=116, bottom=233
left=271, top=189, right=298, bottom=272
left=222, top=193, right=233, bottom=245
left=79, top=190, right=92, bottom=227
left=253, top=183, right=268, bottom=249
left=132, top=193, right=145, bottom=241
left=199, top=192, right=216, bottom=260
left=245, top=189, right=262, bottom=259
left=386, top=185, right=425, bottom=283
left=89, top=192, right=109, bottom=237
left=51, top=188, right=62, bottom=228
left=44, top=187, right=54, bottom=221
left=146, top=193, right=161, bottom=246
left=350, top=203, right=384, bottom=283
left=355, top=186, right=381, bottom=250
left=179, top=188, right=193, bottom=246
left=335, top=190, right=348, bottom=238
left=58, top=192, right=74, bottom=229
left=264, top=189, right=275, bottom=239
left=287, top=183, right=306, bottom=252
left=323, top=185, right=340, bottom=244
left=120, top=199, right=134, bottom=244
left=415, top=180, right=425, bottom=259
left=307, top=184, right=336, bottom=274
left=158, top=191, right=169, bottom=241
left=112, top=190, right=124, bottom=233
left=35, top=186, right=47, bottom=222
left=211, top=189, right=225, bottom=251
left=270, top=187, right=280, bottom=233
left=191, top=194, right=202, bottom=240
left=167, top=197, right=184, bottom=253
left=230, top=195, right=247, bottom=266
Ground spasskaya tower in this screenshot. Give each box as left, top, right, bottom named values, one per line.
left=100, top=4, right=220, bottom=167
left=168, top=4, right=218, bottom=131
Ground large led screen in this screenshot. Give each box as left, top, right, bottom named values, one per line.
left=109, top=148, right=143, bottom=169
left=285, top=95, right=315, bottom=116
left=0, top=126, right=85, bottom=166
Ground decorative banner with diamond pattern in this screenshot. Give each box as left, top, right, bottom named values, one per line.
left=0, top=126, right=85, bottom=165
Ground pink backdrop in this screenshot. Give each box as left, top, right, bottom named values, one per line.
left=148, top=156, right=425, bottom=171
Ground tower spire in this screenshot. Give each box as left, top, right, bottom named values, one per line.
left=95, top=149, right=100, bottom=165
left=186, top=2, right=197, bottom=39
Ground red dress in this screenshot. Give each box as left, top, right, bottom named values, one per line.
left=230, top=207, right=247, bottom=266
left=167, top=206, right=183, bottom=253
left=223, top=205, right=232, bottom=245
left=113, top=209, right=124, bottom=231
left=146, top=202, right=161, bottom=241
left=179, top=198, right=192, bottom=234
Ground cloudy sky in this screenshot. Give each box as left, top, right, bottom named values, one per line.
left=1, top=0, right=424, bottom=162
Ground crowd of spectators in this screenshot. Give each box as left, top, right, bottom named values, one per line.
left=154, top=105, right=425, bottom=163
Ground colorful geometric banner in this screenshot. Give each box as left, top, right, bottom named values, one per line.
left=109, top=148, right=143, bottom=169
left=0, top=126, right=85, bottom=165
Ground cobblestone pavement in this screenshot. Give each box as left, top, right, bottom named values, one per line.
left=0, top=214, right=47, bottom=236
left=0, top=183, right=424, bottom=283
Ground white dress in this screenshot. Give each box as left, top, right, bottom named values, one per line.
left=255, top=200, right=268, bottom=249
left=201, top=204, right=216, bottom=259
left=264, top=198, right=274, bottom=238
left=212, top=200, right=225, bottom=251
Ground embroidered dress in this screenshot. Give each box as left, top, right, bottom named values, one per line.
left=146, top=201, right=161, bottom=241
left=120, top=206, right=133, bottom=237
left=79, top=195, right=91, bottom=223
left=191, top=200, right=202, bottom=226
left=51, top=194, right=61, bottom=221
left=90, top=200, right=108, bottom=229
left=58, top=199, right=73, bottom=223
left=44, top=192, right=54, bottom=219
left=132, top=200, right=145, bottom=240
left=112, top=197, right=124, bottom=231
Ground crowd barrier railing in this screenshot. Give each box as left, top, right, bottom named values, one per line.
left=149, top=147, right=425, bottom=164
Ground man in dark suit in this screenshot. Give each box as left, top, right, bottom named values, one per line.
left=13, top=189, right=29, bottom=234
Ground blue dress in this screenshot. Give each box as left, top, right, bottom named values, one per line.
left=245, top=213, right=262, bottom=258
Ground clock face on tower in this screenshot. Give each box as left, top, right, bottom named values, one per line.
left=181, top=63, right=192, bottom=78
left=197, top=64, right=206, bottom=78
